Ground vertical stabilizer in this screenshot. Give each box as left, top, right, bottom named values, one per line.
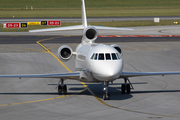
left=29, top=0, right=133, bottom=34
left=82, top=0, right=88, bottom=28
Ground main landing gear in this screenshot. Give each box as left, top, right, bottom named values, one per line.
left=121, top=78, right=133, bottom=94
left=58, top=79, right=67, bottom=95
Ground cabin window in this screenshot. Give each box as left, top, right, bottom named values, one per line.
left=98, top=53, right=104, bottom=60
left=105, top=53, right=111, bottom=60
left=111, top=53, right=117, bottom=60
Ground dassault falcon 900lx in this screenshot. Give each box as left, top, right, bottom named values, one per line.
left=1, top=0, right=180, bottom=100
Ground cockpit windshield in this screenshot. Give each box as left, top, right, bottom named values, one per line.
left=91, top=53, right=121, bottom=60
left=94, top=53, right=98, bottom=60
left=111, top=53, right=117, bottom=60
left=98, top=53, right=104, bottom=60
left=105, top=53, right=111, bottom=60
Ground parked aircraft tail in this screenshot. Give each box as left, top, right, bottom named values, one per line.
left=29, top=0, right=133, bottom=43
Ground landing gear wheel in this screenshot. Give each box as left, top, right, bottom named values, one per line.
left=127, top=84, right=131, bottom=94
left=63, top=85, right=67, bottom=95
left=121, top=84, right=125, bottom=94
left=103, top=93, right=106, bottom=100
left=103, top=93, right=110, bottom=100
left=58, top=85, right=62, bottom=95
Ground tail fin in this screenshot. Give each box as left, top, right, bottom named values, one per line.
left=82, top=0, right=88, bottom=28
left=29, top=0, right=132, bottom=33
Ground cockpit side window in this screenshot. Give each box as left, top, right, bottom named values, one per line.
left=90, top=53, right=95, bottom=59
left=98, top=53, right=104, bottom=60
left=105, top=53, right=111, bottom=60
left=111, top=53, right=117, bottom=60
left=116, top=53, right=121, bottom=59
left=94, top=53, right=98, bottom=60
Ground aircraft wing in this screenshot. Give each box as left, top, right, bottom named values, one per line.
left=0, top=72, right=80, bottom=80
left=120, top=71, right=180, bottom=78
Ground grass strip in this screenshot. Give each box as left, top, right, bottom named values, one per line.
left=1, top=7, right=180, bottom=17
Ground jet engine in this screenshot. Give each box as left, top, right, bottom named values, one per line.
left=57, top=45, right=73, bottom=61
left=111, top=44, right=123, bottom=55
left=83, top=26, right=98, bottom=42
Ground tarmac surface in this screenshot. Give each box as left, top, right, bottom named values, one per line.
left=0, top=36, right=180, bottom=120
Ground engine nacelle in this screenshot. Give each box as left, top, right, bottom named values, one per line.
left=83, top=26, right=98, bottom=42
left=111, top=44, right=123, bottom=55
left=57, top=45, right=73, bottom=61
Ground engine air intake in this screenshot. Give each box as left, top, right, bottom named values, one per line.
left=57, top=45, right=73, bottom=61
left=86, top=28, right=96, bottom=40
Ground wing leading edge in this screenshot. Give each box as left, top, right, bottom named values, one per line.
left=120, top=71, right=180, bottom=78
left=0, top=72, right=80, bottom=80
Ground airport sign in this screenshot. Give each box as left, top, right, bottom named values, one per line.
left=48, top=20, right=61, bottom=26
left=21, top=23, right=28, bottom=28
left=28, top=22, right=41, bottom=25
left=41, top=21, right=47, bottom=25
left=6, top=23, right=20, bottom=28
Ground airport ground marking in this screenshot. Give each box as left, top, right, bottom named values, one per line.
left=0, top=45, right=47, bottom=53
left=1, top=37, right=178, bottom=118
left=0, top=95, right=70, bottom=107
left=37, top=37, right=87, bottom=88
left=38, top=37, right=180, bottom=119
left=0, top=37, right=84, bottom=107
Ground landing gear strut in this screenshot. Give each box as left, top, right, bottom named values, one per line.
left=58, top=79, right=67, bottom=95
left=121, top=77, right=133, bottom=94
left=103, top=81, right=110, bottom=100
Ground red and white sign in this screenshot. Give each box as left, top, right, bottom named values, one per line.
left=48, top=20, right=61, bottom=26
left=6, top=23, right=20, bottom=28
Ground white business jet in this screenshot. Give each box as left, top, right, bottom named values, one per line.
left=1, top=0, right=180, bottom=100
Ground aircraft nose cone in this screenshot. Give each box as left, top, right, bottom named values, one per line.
left=92, top=61, right=123, bottom=81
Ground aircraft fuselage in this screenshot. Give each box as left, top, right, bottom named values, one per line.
left=76, top=43, right=123, bottom=82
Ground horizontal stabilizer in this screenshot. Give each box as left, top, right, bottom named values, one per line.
left=29, top=25, right=84, bottom=32
left=93, top=25, right=133, bottom=31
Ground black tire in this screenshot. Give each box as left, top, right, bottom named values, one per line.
left=121, top=84, right=125, bottom=94
left=103, top=93, right=106, bottom=100
left=58, top=85, right=62, bottom=95
left=127, top=84, right=131, bottom=94
left=63, top=85, right=67, bottom=95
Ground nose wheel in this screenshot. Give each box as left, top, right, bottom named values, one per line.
left=103, top=82, right=110, bottom=100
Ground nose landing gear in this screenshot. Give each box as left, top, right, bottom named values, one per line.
left=103, top=81, right=110, bottom=100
